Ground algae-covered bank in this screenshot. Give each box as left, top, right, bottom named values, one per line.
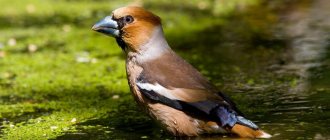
left=0, top=0, right=329, bottom=139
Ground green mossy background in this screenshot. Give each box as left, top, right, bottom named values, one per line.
left=0, top=0, right=329, bottom=139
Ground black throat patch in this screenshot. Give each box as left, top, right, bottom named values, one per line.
left=115, top=37, right=127, bottom=51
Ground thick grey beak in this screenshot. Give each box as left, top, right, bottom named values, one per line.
left=92, top=16, right=120, bottom=37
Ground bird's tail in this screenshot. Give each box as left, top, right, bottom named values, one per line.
left=231, top=124, right=272, bottom=139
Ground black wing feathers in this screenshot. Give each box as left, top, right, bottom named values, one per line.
left=137, top=84, right=258, bottom=129
left=139, top=88, right=183, bottom=110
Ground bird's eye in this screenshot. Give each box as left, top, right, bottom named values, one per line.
left=124, top=15, right=134, bottom=24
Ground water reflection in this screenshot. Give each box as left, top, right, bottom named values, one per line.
left=280, top=0, right=330, bottom=94
left=263, top=0, right=330, bottom=139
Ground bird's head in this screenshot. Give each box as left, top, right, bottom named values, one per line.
left=92, top=6, right=162, bottom=52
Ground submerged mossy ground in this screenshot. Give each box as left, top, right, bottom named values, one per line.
left=0, top=0, right=329, bottom=139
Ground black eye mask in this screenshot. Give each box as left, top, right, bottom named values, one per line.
left=115, top=15, right=134, bottom=29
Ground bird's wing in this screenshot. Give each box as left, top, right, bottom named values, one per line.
left=136, top=82, right=258, bottom=130
left=137, top=51, right=257, bottom=129
left=139, top=51, right=243, bottom=114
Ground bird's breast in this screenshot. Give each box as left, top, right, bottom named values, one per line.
left=126, top=59, right=145, bottom=104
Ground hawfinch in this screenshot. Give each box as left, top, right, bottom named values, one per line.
left=92, top=6, right=271, bottom=139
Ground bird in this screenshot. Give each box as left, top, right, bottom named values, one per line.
left=92, top=6, right=272, bottom=139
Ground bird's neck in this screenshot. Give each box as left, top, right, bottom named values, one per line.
left=128, top=26, right=172, bottom=64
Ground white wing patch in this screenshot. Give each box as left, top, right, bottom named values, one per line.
left=136, top=82, right=178, bottom=100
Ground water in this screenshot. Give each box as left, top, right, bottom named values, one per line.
left=263, top=1, right=330, bottom=139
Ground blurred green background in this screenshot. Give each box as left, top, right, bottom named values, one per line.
left=0, top=0, right=329, bottom=139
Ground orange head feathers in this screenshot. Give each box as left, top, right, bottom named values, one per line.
left=92, top=6, right=162, bottom=52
